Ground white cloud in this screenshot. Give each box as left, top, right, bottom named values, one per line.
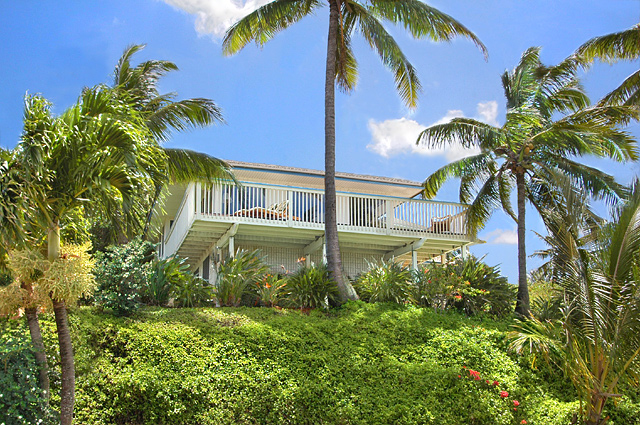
left=367, top=101, right=499, bottom=161
left=483, top=228, right=518, bottom=245
left=161, top=0, right=272, bottom=38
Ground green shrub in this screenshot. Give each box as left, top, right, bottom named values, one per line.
left=355, top=258, right=412, bottom=304
left=93, top=239, right=155, bottom=316
left=0, top=322, right=54, bottom=424
left=411, top=263, right=460, bottom=309
left=215, top=249, right=270, bottom=307
left=284, top=264, right=338, bottom=309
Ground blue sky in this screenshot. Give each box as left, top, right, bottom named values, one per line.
left=1, top=0, right=638, bottom=283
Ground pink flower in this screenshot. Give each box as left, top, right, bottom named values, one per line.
left=499, top=391, right=509, bottom=398
left=513, top=400, right=520, bottom=407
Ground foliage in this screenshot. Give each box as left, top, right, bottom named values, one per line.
left=283, top=264, right=339, bottom=309
left=215, top=249, right=270, bottom=307
left=172, top=275, right=214, bottom=308
left=417, top=47, right=638, bottom=315
left=94, top=239, right=155, bottom=316
left=10, top=303, right=627, bottom=424
left=144, top=256, right=190, bottom=306
left=355, top=258, right=412, bottom=304
left=252, top=273, right=286, bottom=307
left=0, top=322, right=54, bottom=424
left=510, top=180, right=640, bottom=424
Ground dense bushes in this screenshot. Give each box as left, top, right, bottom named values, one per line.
left=11, top=303, right=636, bottom=425
left=0, top=323, right=53, bottom=424
left=355, top=256, right=515, bottom=318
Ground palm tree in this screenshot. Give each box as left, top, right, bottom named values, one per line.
left=16, top=91, right=149, bottom=425
left=416, top=47, right=638, bottom=315
left=99, top=44, right=235, bottom=242
left=223, top=0, right=487, bottom=302
left=575, top=23, right=640, bottom=107
left=510, top=179, right=640, bottom=425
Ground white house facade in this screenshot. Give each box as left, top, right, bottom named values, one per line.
left=158, top=160, right=476, bottom=281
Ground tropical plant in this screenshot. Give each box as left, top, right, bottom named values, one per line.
left=252, top=273, right=287, bottom=307
left=284, top=263, right=338, bottom=309
left=224, top=0, right=487, bottom=303
left=215, top=249, right=271, bottom=307
left=510, top=179, right=640, bottom=425
left=172, top=275, right=213, bottom=308
left=94, top=239, right=156, bottom=316
left=144, top=256, right=191, bottom=306
left=14, top=91, right=150, bottom=425
left=455, top=256, right=515, bottom=317
left=355, top=258, right=412, bottom=304
left=417, top=47, right=639, bottom=315
left=575, top=23, right=640, bottom=107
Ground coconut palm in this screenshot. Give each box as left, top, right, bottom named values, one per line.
left=223, top=0, right=487, bottom=302
left=510, top=179, right=640, bottom=425
left=416, top=47, right=638, bottom=315
left=575, top=23, right=640, bottom=107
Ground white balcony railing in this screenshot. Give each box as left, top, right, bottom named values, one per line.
left=163, top=181, right=469, bottom=256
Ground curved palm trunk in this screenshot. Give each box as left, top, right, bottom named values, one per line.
left=514, top=172, right=530, bottom=316
left=25, top=306, right=50, bottom=400
left=325, top=0, right=358, bottom=303
left=49, top=223, right=75, bottom=425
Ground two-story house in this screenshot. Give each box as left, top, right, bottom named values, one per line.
left=159, top=160, right=474, bottom=281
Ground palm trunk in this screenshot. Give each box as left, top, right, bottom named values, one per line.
left=514, top=171, right=530, bottom=316
left=49, top=222, right=75, bottom=425
left=324, top=0, right=358, bottom=303
left=25, top=306, right=50, bottom=400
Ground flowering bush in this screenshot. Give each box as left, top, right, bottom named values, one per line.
left=459, top=366, right=527, bottom=424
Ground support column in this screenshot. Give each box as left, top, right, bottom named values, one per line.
left=411, top=249, right=418, bottom=271
left=229, top=236, right=235, bottom=258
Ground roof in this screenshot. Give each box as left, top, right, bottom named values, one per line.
left=226, top=160, right=424, bottom=198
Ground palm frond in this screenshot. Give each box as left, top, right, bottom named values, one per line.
left=163, top=149, right=236, bottom=185
left=575, top=23, right=640, bottom=65
left=421, top=152, right=491, bottom=199
left=417, top=118, right=501, bottom=150
left=147, top=98, right=225, bottom=141
left=222, top=0, right=320, bottom=55
left=350, top=2, right=421, bottom=108
left=369, top=0, right=488, bottom=59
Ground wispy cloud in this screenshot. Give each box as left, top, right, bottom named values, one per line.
left=366, top=101, right=499, bottom=161
left=161, top=0, right=272, bottom=38
left=483, top=228, right=518, bottom=245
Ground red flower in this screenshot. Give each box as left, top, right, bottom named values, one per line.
left=513, top=400, right=520, bottom=407
left=493, top=380, right=499, bottom=386
left=454, top=295, right=462, bottom=300
left=458, top=375, right=461, bottom=378
left=520, top=421, right=527, bottom=424
left=499, top=391, right=509, bottom=398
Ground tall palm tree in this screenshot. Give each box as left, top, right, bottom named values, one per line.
left=416, top=47, right=638, bottom=315
left=223, top=0, right=487, bottom=302
left=510, top=179, right=640, bottom=425
left=575, top=23, right=640, bottom=107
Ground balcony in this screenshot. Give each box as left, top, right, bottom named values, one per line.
left=162, top=182, right=472, bottom=266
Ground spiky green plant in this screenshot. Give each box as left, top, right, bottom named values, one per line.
left=215, top=249, right=270, bottom=307
left=355, top=258, right=412, bottom=304
left=284, top=264, right=338, bottom=309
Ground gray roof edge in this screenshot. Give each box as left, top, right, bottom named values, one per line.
left=225, top=160, right=423, bottom=188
